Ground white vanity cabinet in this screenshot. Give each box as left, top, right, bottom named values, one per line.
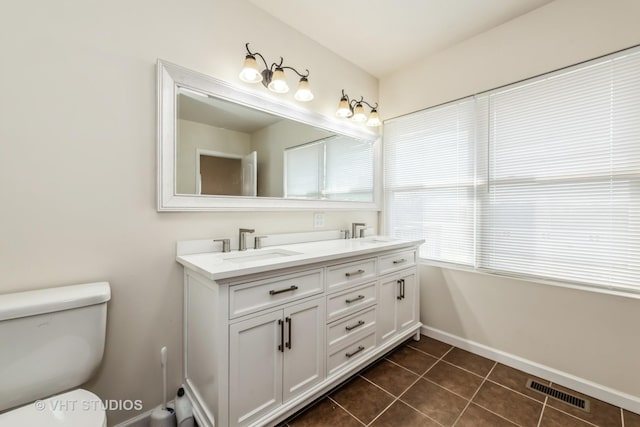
left=179, top=238, right=422, bottom=427
left=229, top=296, right=324, bottom=426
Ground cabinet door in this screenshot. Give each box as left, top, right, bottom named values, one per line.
left=229, top=310, right=283, bottom=426
left=396, top=271, right=417, bottom=332
left=282, top=297, right=325, bottom=402
left=376, top=274, right=400, bottom=343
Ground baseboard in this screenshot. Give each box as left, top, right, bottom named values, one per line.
left=421, top=325, right=640, bottom=415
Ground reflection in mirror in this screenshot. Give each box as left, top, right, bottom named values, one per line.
left=157, top=59, right=380, bottom=211
left=175, top=87, right=373, bottom=201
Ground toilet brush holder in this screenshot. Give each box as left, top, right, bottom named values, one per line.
left=150, top=346, right=176, bottom=427
left=150, top=405, right=176, bottom=427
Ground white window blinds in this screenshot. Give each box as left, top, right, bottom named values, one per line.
left=384, top=99, right=476, bottom=265
left=384, top=46, right=640, bottom=292
left=478, top=50, right=640, bottom=291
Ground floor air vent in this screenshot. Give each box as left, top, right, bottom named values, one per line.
left=526, top=379, right=590, bottom=412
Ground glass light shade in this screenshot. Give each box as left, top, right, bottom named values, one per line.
left=239, top=55, right=262, bottom=83
left=294, top=77, right=314, bottom=102
left=366, top=109, right=381, bottom=126
left=352, top=103, right=367, bottom=122
left=336, top=97, right=352, bottom=117
left=267, top=68, right=289, bottom=93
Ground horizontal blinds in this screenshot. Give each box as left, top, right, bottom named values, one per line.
left=285, top=141, right=322, bottom=198
left=384, top=99, right=476, bottom=265
left=478, top=49, right=640, bottom=290
left=325, top=136, right=374, bottom=201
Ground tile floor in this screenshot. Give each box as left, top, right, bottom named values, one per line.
left=281, top=335, right=640, bottom=427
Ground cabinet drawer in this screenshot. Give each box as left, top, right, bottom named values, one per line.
left=326, top=282, right=376, bottom=322
left=378, top=249, right=416, bottom=275
left=327, top=332, right=376, bottom=375
left=229, top=269, right=323, bottom=319
left=326, top=257, right=377, bottom=293
left=327, top=306, right=376, bottom=351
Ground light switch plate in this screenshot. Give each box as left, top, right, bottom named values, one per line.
left=313, top=212, right=325, bottom=228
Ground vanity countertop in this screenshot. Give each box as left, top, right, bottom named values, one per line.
left=176, top=237, right=423, bottom=281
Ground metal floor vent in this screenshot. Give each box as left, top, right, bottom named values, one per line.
left=526, top=379, right=590, bottom=412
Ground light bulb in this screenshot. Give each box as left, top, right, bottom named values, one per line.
left=267, top=68, right=289, bottom=93
left=294, top=77, right=314, bottom=102
left=239, top=55, right=262, bottom=83
left=366, top=109, right=381, bottom=127
left=352, top=103, right=367, bottom=122
left=336, top=97, right=352, bottom=117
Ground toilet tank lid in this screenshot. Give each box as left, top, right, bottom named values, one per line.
left=0, top=282, right=111, bottom=321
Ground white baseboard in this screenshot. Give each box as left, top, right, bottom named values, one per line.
left=421, top=326, right=640, bottom=415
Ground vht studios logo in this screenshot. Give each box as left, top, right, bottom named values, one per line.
left=34, top=399, right=143, bottom=411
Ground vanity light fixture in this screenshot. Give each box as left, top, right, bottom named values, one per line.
left=239, top=43, right=314, bottom=102
left=336, top=89, right=381, bottom=127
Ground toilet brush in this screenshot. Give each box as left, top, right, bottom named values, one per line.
left=150, top=346, right=176, bottom=427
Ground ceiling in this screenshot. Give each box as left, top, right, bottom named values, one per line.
left=178, top=89, right=281, bottom=133
left=248, top=0, right=554, bottom=78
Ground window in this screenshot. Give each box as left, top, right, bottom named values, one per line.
left=384, top=99, right=476, bottom=265
left=384, top=47, right=640, bottom=292
left=285, top=136, right=374, bottom=201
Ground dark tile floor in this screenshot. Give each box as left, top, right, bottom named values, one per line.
left=282, top=335, right=640, bottom=427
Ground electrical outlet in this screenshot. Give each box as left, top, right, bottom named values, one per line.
left=313, top=212, right=325, bottom=228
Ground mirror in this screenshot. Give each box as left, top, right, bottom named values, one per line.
left=158, top=60, right=380, bottom=211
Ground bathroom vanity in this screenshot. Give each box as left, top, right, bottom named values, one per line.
left=176, top=237, right=422, bottom=427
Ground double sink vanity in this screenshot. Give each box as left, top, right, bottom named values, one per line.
left=176, top=235, right=423, bottom=427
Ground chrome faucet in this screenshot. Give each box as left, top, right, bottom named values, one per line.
left=214, top=238, right=231, bottom=253
left=239, top=228, right=255, bottom=251
left=351, top=223, right=365, bottom=239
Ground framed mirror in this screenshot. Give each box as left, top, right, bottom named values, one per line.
left=157, top=60, right=381, bottom=211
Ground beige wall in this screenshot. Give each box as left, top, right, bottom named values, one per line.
left=381, top=0, right=640, bottom=403
left=0, top=0, right=378, bottom=424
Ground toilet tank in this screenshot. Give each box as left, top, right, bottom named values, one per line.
left=0, top=282, right=111, bottom=412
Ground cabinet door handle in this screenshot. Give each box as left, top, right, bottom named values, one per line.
left=397, top=279, right=403, bottom=300
left=401, top=279, right=406, bottom=299
left=285, top=317, right=292, bottom=349
left=278, top=319, right=284, bottom=352
left=269, top=285, right=298, bottom=296
left=345, top=320, right=365, bottom=331
left=345, top=269, right=365, bottom=277
left=345, top=294, right=365, bottom=304
left=392, top=258, right=407, bottom=265
left=345, top=345, right=365, bottom=358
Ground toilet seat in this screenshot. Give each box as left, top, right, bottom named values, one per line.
left=0, top=389, right=106, bottom=427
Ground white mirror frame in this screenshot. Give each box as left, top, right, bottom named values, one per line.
left=157, top=59, right=381, bottom=211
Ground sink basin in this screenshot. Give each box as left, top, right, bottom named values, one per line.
left=359, top=236, right=397, bottom=244
left=221, top=249, right=302, bottom=264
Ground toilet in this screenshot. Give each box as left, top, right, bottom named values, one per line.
left=0, top=281, right=111, bottom=426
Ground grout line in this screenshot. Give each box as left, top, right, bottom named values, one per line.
left=543, top=405, right=601, bottom=427
left=452, top=361, right=497, bottom=426
left=326, top=396, right=366, bottom=426
left=436, top=358, right=487, bottom=379
left=486, top=378, right=550, bottom=404
left=536, top=396, right=548, bottom=427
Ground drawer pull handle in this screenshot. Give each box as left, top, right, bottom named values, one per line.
left=392, top=258, right=407, bottom=264
left=345, top=320, right=365, bottom=331
left=345, top=269, right=365, bottom=277
left=269, top=285, right=298, bottom=296
left=346, top=345, right=365, bottom=358
left=345, top=295, right=365, bottom=304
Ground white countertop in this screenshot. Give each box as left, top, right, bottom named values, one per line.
left=176, top=237, right=423, bottom=281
